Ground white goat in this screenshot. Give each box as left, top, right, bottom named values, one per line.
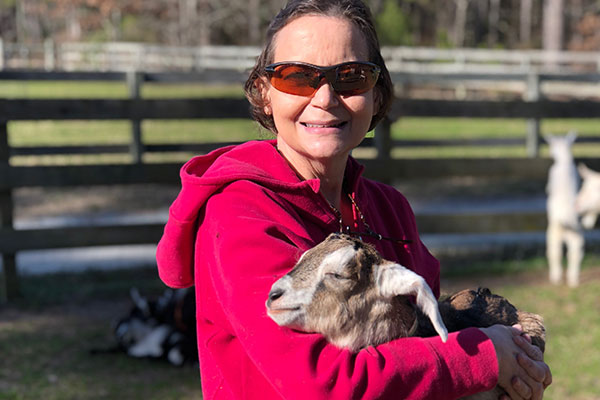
left=266, top=233, right=545, bottom=400
left=576, top=163, right=600, bottom=230
left=545, top=132, right=584, bottom=287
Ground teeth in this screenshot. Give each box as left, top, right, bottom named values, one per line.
left=304, top=122, right=344, bottom=128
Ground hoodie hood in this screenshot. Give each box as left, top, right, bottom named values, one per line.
left=156, top=140, right=365, bottom=288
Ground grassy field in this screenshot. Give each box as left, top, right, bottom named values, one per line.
left=441, top=255, right=600, bottom=400
left=8, top=117, right=600, bottom=164
left=2, top=258, right=600, bottom=400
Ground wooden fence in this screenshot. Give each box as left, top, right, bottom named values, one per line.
left=1, top=70, right=600, bottom=300
left=3, top=41, right=600, bottom=73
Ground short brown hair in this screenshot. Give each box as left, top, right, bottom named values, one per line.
left=244, top=0, right=393, bottom=133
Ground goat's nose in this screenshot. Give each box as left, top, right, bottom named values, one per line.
left=267, top=288, right=285, bottom=308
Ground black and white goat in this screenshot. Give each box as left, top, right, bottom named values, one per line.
left=95, top=287, right=198, bottom=367
left=266, top=233, right=545, bottom=400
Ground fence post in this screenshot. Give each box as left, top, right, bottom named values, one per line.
left=0, top=38, right=4, bottom=70
left=0, top=121, right=20, bottom=301
left=374, top=117, right=392, bottom=183
left=44, top=38, right=55, bottom=71
left=374, top=117, right=392, bottom=161
left=526, top=72, right=541, bottom=157
left=127, top=70, right=143, bottom=164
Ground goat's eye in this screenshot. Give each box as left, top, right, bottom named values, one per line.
left=326, top=272, right=350, bottom=280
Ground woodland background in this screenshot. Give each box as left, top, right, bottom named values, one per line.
left=1, top=0, right=600, bottom=52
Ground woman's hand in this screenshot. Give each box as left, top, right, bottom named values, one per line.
left=480, top=324, right=552, bottom=400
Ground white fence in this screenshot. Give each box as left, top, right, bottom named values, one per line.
left=2, top=39, right=600, bottom=74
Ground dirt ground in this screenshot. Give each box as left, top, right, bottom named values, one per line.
left=13, top=184, right=181, bottom=220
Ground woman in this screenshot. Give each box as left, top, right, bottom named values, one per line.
left=157, top=0, right=552, bottom=398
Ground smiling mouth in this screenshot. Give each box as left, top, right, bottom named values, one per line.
left=301, top=121, right=347, bottom=129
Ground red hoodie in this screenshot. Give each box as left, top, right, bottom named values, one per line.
left=157, top=140, right=498, bottom=400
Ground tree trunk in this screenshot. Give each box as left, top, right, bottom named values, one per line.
left=542, top=0, right=564, bottom=51
left=453, top=0, right=468, bottom=47
left=198, top=0, right=211, bottom=46
left=520, top=0, right=533, bottom=45
left=179, top=0, right=199, bottom=45
left=488, top=0, right=500, bottom=47
left=248, top=0, right=260, bottom=45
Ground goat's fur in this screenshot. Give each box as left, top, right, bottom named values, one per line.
left=266, top=233, right=545, bottom=400
left=576, top=163, right=600, bottom=230
left=545, top=132, right=584, bottom=287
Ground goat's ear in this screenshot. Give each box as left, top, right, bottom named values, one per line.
left=317, top=245, right=357, bottom=278
left=376, top=262, right=448, bottom=342
left=578, top=163, right=591, bottom=178
left=566, top=130, right=578, bottom=144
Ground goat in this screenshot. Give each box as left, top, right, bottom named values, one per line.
left=576, top=163, right=600, bottom=230
left=92, top=287, right=198, bottom=367
left=545, top=132, right=584, bottom=287
left=266, top=233, right=545, bottom=400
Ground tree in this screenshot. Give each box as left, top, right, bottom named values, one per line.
left=488, top=0, right=501, bottom=47
left=376, top=0, right=412, bottom=46
left=520, top=0, right=534, bottom=46
left=453, top=0, right=469, bottom=47
left=542, top=0, right=564, bottom=51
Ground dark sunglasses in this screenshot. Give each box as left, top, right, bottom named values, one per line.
left=265, top=61, right=381, bottom=97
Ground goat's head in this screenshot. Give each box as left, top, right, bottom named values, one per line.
left=266, top=233, right=447, bottom=351
left=545, top=131, right=577, bottom=162
left=576, top=163, right=600, bottom=229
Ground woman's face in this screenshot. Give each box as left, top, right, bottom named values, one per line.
left=264, top=15, right=377, bottom=170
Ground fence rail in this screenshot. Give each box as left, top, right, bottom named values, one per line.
left=3, top=41, right=600, bottom=73
left=1, top=70, right=600, bottom=301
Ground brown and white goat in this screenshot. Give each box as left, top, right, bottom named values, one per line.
left=266, top=233, right=545, bottom=400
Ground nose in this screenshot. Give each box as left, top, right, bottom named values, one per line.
left=310, top=78, right=339, bottom=108
left=266, top=287, right=285, bottom=308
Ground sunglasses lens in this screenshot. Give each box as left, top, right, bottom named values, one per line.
left=267, top=62, right=380, bottom=96
left=333, top=63, right=379, bottom=95
left=269, top=64, right=319, bottom=96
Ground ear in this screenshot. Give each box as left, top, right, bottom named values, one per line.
left=542, top=134, right=553, bottom=144
left=317, top=245, right=357, bottom=279
left=566, top=130, right=578, bottom=144
left=376, top=262, right=448, bottom=342
left=256, top=76, right=272, bottom=115
left=578, top=163, right=591, bottom=179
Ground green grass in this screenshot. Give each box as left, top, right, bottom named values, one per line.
left=0, top=81, right=244, bottom=99
left=482, top=268, right=600, bottom=400
left=9, top=119, right=264, bottom=147
left=8, top=117, right=600, bottom=164
left=394, top=117, right=600, bottom=139
left=441, top=253, right=600, bottom=279
left=510, top=283, right=600, bottom=400
left=8, top=119, right=270, bottom=165
left=392, top=117, right=600, bottom=158
left=440, top=255, right=600, bottom=400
